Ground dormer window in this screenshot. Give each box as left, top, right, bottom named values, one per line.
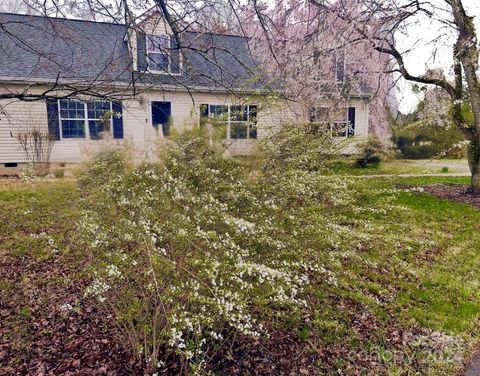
left=147, top=34, right=170, bottom=72
left=136, top=32, right=181, bottom=74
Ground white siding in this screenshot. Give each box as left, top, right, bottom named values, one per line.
left=350, top=98, right=369, bottom=139
left=122, top=90, right=278, bottom=159
left=0, top=84, right=370, bottom=163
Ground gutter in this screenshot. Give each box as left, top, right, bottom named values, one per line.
left=0, top=76, right=276, bottom=96
left=0, top=76, right=372, bottom=100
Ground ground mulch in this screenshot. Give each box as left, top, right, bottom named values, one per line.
left=423, top=184, right=480, bottom=210
left=0, top=251, right=142, bottom=375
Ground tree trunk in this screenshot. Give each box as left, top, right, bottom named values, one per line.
left=467, top=138, right=480, bottom=189
left=450, top=0, right=480, bottom=188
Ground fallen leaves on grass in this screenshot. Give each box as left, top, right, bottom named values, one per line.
left=0, top=250, right=140, bottom=375
left=423, top=184, right=480, bottom=209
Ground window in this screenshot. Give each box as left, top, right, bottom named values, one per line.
left=59, top=99, right=86, bottom=138
left=309, top=107, right=354, bottom=138
left=147, top=35, right=170, bottom=72
left=200, top=104, right=257, bottom=140
left=58, top=99, right=121, bottom=140
left=88, top=101, right=113, bottom=139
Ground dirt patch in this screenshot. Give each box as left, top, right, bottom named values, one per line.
left=0, top=177, right=21, bottom=190
left=423, top=184, right=480, bottom=209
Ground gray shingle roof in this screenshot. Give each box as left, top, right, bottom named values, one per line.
left=0, top=13, right=131, bottom=82
left=0, top=12, right=268, bottom=91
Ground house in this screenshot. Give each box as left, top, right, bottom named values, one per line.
left=0, top=10, right=373, bottom=168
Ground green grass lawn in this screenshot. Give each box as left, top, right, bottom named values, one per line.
left=357, top=175, right=479, bottom=336
left=1, top=175, right=479, bottom=374
left=395, top=184, right=480, bottom=333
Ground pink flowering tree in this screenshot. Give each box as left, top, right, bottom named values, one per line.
left=418, top=87, right=452, bottom=129
left=239, top=0, right=393, bottom=137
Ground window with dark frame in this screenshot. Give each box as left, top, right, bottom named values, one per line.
left=147, top=34, right=171, bottom=72
left=58, top=99, right=119, bottom=140
left=59, top=99, right=86, bottom=138
left=87, top=101, right=113, bottom=139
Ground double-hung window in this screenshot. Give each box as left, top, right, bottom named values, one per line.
left=200, top=104, right=257, bottom=140
left=147, top=35, right=170, bottom=72
left=57, top=99, right=121, bottom=140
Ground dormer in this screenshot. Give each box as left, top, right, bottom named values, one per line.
left=126, top=9, right=181, bottom=75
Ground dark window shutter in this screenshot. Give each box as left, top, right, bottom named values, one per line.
left=170, top=36, right=181, bottom=74
left=46, top=99, right=60, bottom=140
left=249, top=105, right=257, bottom=139
left=137, top=33, right=147, bottom=71
left=200, top=104, right=209, bottom=118
left=199, top=104, right=209, bottom=128
left=112, top=102, right=124, bottom=139
left=348, top=107, right=356, bottom=137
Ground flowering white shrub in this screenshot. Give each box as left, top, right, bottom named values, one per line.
left=79, top=127, right=426, bottom=373
left=29, top=231, right=60, bottom=254
left=78, top=131, right=330, bottom=373
left=436, top=139, right=470, bottom=159
left=259, top=122, right=349, bottom=173
left=19, top=163, right=35, bottom=183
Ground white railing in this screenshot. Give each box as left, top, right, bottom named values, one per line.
left=310, top=121, right=354, bottom=138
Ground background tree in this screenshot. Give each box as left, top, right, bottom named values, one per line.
left=309, top=0, right=480, bottom=187
left=391, top=86, right=466, bottom=159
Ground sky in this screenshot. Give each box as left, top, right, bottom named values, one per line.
left=395, top=0, right=479, bottom=113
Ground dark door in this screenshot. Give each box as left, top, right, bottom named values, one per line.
left=151, top=101, right=172, bottom=136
